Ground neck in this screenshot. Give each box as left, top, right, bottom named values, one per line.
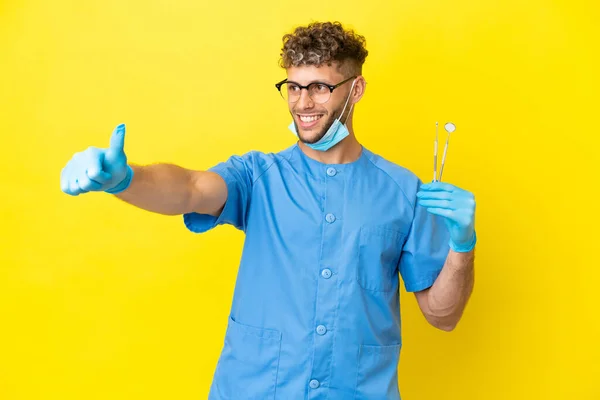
left=298, top=126, right=362, bottom=164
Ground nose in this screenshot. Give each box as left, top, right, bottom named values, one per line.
left=295, top=88, right=315, bottom=110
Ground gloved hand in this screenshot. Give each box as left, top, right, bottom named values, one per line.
left=60, top=123, right=133, bottom=196
left=417, top=182, right=477, bottom=252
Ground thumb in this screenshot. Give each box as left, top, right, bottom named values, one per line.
left=109, top=123, right=126, bottom=153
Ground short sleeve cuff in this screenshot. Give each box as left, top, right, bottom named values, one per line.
left=402, top=270, right=441, bottom=292
left=182, top=165, right=240, bottom=233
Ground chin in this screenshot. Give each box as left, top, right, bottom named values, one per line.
left=298, top=130, right=325, bottom=145
left=296, top=120, right=331, bottom=144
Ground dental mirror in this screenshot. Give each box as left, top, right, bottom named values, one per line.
left=438, top=122, right=455, bottom=181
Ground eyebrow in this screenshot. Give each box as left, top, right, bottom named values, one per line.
left=286, top=79, right=332, bottom=85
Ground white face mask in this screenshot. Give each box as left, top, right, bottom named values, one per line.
left=289, top=79, right=356, bottom=151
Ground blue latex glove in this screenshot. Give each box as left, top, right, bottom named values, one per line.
left=417, top=181, right=477, bottom=252
left=60, top=123, right=133, bottom=196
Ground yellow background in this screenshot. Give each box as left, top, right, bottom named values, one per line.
left=1, top=0, right=598, bottom=399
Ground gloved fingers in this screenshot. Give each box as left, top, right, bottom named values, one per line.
left=60, top=167, right=71, bottom=193
left=437, top=209, right=474, bottom=227
left=425, top=207, right=472, bottom=226
left=424, top=207, right=453, bottom=219
left=76, top=173, right=102, bottom=192
left=453, top=197, right=476, bottom=210
left=61, top=165, right=82, bottom=196
left=86, top=168, right=111, bottom=185
left=85, top=151, right=112, bottom=184
left=68, top=178, right=83, bottom=195
left=416, top=190, right=452, bottom=201
left=418, top=199, right=455, bottom=210
left=453, top=209, right=475, bottom=228
left=420, top=182, right=456, bottom=192
left=109, top=123, right=126, bottom=152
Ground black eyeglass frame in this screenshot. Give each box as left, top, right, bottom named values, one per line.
left=274, top=76, right=357, bottom=103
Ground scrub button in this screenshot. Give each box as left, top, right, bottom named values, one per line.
left=321, top=269, right=332, bottom=279
left=326, top=167, right=337, bottom=177
left=316, top=325, right=327, bottom=335
left=309, top=379, right=320, bottom=389
left=325, top=213, right=336, bottom=223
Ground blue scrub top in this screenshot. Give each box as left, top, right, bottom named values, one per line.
left=183, top=143, right=450, bottom=400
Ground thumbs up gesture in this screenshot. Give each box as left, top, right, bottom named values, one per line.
left=60, top=123, right=133, bottom=196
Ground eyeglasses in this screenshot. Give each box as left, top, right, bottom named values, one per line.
left=275, top=76, right=356, bottom=104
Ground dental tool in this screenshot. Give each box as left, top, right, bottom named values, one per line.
left=433, top=122, right=456, bottom=182
left=433, top=122, right=439, bottom=182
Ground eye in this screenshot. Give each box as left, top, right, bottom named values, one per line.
left=314, top=84, right=329, bottom=93
left=287, top=84, right=300, bottom=92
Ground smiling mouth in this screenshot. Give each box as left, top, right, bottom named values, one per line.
left=299, top=114, right=324, bottom=123
left=297, top=114, right=325, bottom=129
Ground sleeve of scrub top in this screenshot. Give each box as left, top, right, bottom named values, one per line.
left=399, top=195, right=451, bottom=292
left=183, top=153, right=255, bottom=233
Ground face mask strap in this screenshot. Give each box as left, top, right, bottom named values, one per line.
left=338, top=79, right=356, bottom=124
left=344, top=104, right=354, bottom=125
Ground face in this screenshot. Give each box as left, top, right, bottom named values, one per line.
left=285, top=64, right=358, bottom=144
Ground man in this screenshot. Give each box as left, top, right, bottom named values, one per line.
left=60, top=21, right=476, bottom=400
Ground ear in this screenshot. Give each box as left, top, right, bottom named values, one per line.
left=350, top=75, right=367, bottom=105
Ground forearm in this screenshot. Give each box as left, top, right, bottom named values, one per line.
left=114, top=163, right=201, bottom=215
left=424, top=249, right=475, bottom=330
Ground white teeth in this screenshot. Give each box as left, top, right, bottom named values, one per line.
left=300, top=115, right=322, bottom=123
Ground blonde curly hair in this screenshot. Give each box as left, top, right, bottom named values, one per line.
left=279, top=21, right=368, bottom=76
